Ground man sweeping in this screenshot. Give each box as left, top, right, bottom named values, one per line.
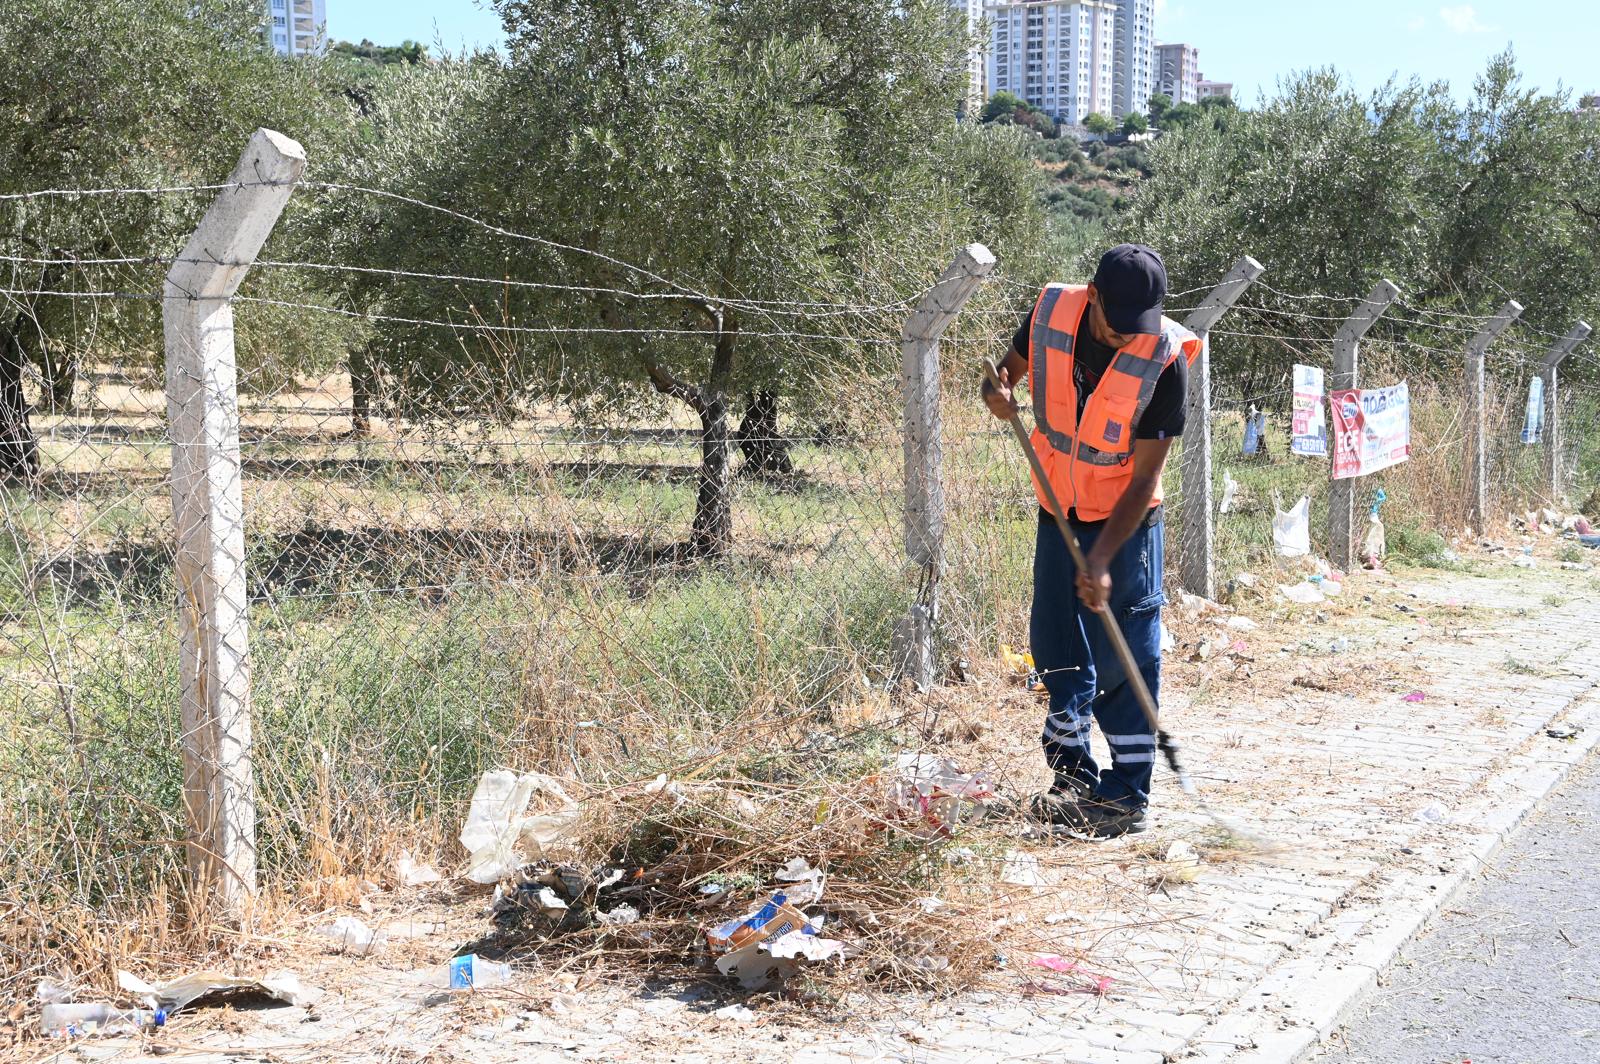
left=983, top=244, right=1201, bottom=838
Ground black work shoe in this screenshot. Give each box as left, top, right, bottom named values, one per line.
left=1026, top=789, right=1079, bottom=828
left=1027, top=794, right=1149, bottom=838
left=1049, top=773, right=1094, bottom=802
left=1067, top=800, right=1149, bottom=839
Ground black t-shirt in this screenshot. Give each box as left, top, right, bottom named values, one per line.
left=1012, top=305, right=1188, bottom=440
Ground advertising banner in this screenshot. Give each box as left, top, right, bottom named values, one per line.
left=1291, top=364, right=1327, bottom=457
left=1330, top=382, right=1410, bottom=480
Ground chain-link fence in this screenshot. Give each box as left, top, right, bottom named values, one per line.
left=4, top=153, right=1600, bottom=998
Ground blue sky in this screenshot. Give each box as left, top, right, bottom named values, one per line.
left=1156, top=1, right=1595, bottom=102
left=330, top=1, right=1597, bottom=100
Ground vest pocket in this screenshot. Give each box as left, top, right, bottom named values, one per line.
left=1078, top=385, right=1139, bottom=460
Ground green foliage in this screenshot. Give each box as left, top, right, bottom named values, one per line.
left=1121, top=111, right=1149, bottom=135
left=325, top=0, right=1047, bottom=549
left=1385, top=522, right=1459, bottom=569
left=1147, top=93, right=1173, bottom=127
left=981, top=90, right=1029, bottom=124
left=1083, top=112, right=1116, bottom=136
left=330, top=38, right=430, bottom=66
left=1032, top=136, right=1153, bottom=270
left=0, top=0, right=359, bottom=390
left=980, top=90, right=1057, bottom=138
left=1112, top=53, right=1600, bottom=394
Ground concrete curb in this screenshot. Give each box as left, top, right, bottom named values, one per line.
left=1176, top=683, right=1600, bottom=1063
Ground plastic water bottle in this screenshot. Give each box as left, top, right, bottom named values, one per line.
left=447, top=954, right=513, bottom=990
left=40, top=1003, right=166, bottom=1037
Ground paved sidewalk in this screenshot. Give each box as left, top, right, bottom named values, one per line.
left=47, top=559, right=1600, bottom=1064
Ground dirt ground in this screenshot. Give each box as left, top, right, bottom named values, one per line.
left=12, top=524, right=1597, bottom=1064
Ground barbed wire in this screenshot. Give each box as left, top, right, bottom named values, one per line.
left=228, top=293, right=904, bottom=344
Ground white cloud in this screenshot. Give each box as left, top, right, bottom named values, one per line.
left=1407, top=15, right=1427, bottom=30
left=1438, top=5, right=1495, bottom=33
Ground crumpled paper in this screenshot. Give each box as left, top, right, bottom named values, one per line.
left=774, top=857, right=826, bottom=905
left=458, top=769, right=583, bottom=884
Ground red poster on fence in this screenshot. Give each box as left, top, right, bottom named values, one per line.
left=1330, top=383, right=1411, bottom=480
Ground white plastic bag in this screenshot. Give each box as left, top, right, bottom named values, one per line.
left=1273, top=495, right=1311, bottom=557
left=458, top=770, right=581, bottom=884
left=1361, top=514, right=1386, bottom=567
left=316, top=916, right=386, bottom=956
left=1219, top=471, right=1239, bottom=514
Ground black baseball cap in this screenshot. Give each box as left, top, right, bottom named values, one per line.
left=1092, top=244, right=1168, bottom=335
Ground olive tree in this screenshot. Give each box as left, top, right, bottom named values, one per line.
left=0, top=0, right=353, bottom=477
left=343, top=0, right=1043, bottom=557
left=1113, top=56, right=1600, bottom=396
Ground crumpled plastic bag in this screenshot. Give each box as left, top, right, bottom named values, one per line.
left=1362, top=514, right=1387, bottom=568
left=315, top=916, right=386, bottom=956
left=117, top=969, right=320, bottom=1012
left=393, top=851, right=442, bottom=887
left=459, top=769, right=582, bottom=884
left=1278, top=581, right=1326, bottom=605
left=880, top=754, right=997, bottom=839
left=1273, top=495, right=1311, bottom=557
left=774, top=857, right=826, bottom=905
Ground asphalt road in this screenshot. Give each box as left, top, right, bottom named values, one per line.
left=1312, top=753, right=1600, bottom=1064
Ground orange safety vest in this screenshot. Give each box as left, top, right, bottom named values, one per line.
left=1025, top=284, right=1202, bottom=522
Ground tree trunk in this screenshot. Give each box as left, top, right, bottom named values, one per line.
left=350, top=348, right=374, bottom=437
left=0, top=314, right=41, bottom=479
left=636, top=302, right=739, bottom=559
left=41, top=346, right=76, bottom=413
left=689, top=323, right=738, bottom=558
left=736, top=390, right=794, bottom=479
left=690, top=391, right=734, bottom=557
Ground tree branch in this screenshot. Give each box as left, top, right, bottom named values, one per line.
left=642, top=357, right=703, bottom=413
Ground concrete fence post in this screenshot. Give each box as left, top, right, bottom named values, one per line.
left=164, top=128, right=304, bottom=917
left=898, top=242, right=995, bottom=690
left=1464, top=299, right=1524, bottom=533
left=1327, top=279, right=1401, bottom=572
left=1540, top=322, right=1592, bottom=507
left=1177, top=255, right=1265, bottom=599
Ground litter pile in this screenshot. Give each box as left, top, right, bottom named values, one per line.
left=1512, top=507, right=1600, bottom=561
left=461, top=758, right=1010, bottom=992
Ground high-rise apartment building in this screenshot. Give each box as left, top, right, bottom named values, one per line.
left=986, top=0, right=1117, bottom=125
left=1197, top=78, right=1233, bottom=100
left=265, top=0, right=327, bottom=57
left=1111, top=0, right=1155, bottom=119
left=949, top=0, right=988, bottom=113
left=1155, top=42, right=1200, bottom=105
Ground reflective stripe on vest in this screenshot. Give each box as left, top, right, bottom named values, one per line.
left=1030, top=285, right=1075, bottom=454
left=1074, top=336, right=1173, bottom=466
left=1025, top=283, right=1200, bottom=521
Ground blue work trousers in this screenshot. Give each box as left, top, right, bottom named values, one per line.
left=1030, top=510, right=1165, bottom=809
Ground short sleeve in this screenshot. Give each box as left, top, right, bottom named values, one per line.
left=1133, top=356, right=1189, bottom=440
left=1012, top=309, right=1032, bottom=359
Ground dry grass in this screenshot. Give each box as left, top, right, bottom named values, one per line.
left=3, top=353, right=1598, bottom=1044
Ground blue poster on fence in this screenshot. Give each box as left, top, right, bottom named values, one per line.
left=1520, top=376, right=1544, bottom=445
